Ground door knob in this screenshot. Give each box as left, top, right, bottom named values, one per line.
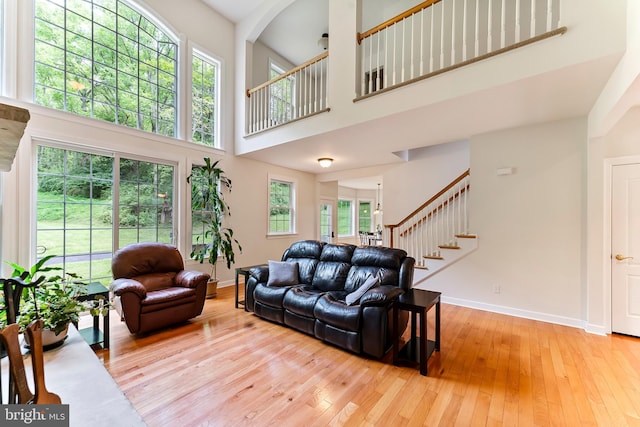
left=615, top=254, right=634, bottom=261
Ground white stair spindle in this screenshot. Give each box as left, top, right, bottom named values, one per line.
left=515, top=0, right=521, bottom=43
left=402, top=18, right=406, bottom=82
left=392, top=24, right=397, bottom=85
left=462, top=0, right=468, bottom=61
left=440, top=1, right=445, bottom=69
left=500, top=0, right=506, bottom=48
left=531, top=0, right=537, bottom=38
left=410, top=14, right=415, bottom=79
left=474, top=0, right=480, bottom=57
left=547, top=0, right=553, bottom=31
left=487, top=0, right=493, bottom=52
left=429, top=6, right=435, bottom=73
left=420, top=8, right=425, bottom=75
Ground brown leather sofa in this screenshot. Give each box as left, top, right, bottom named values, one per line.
left=110, top=242, right=209, bottom=334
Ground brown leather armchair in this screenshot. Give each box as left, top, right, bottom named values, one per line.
left=110, top=242, right=209, bottom=334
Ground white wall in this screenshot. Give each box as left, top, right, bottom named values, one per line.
left=382, top=140, right=470, bottom=225
left=422, top=118, right=587, bottom=326
left=250, top=40, right=295, bottom=88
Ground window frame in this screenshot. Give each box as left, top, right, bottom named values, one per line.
left=268, top=174, right=297, bottom=236
left=34, top=141, right=177, bottom=286
left=190, top=47, right=221, bottom=149
left=358, top=199, right=373, bottom=233
left=268, top=59, right=296, bottom=125
left=337, top=198, right=355, bottom=238
left=32, top=0, right=180, bottom=137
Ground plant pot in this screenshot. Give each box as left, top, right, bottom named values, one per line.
left=206, top=279, right=218, bottom=299
left=24, top=323, right=69, bottom=350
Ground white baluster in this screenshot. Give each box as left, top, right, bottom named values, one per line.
left=515, top=0, right=521, bottom=43
left=401, top=18, right=406, bottom=82
left=410, top=14, right=415, bottom=80
left=487, top=0, right=493, bottom=52
left=440, top=1, right=445, bottom=69
left=451, top=0, right=456, bottom=65
left=376, top=32, right=381, bottom=91
left=384, top=28, right=388, bottom=89
left=474, top=0, right=480, bottom=57
left=392, top=24, right=397, bottom=85
left=368, top=35, right=373, bottom=94
left=531, top=0, right=537, bottom=38
left=429, top=6, right=435, bottom=73
left=501, top=0, right=506, bottom=48
left=547, top=0, right=553, bottom=31
left=420, top=8, right=425, bottom=75
left=462, top=0, right=468, bottom=61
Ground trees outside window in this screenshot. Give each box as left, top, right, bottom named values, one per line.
left=269, top=178, right=295, bottom=234
left=34, top=0, right=178, bottom=136
left=192, top=50, right=220, bottom=147
left=358, top=201, right=372, bottom=232
left=269, top=61, right=295, bottom=125
left=36, top=145, right=175, bottom=286
left=338, top=199, right=354, bottom=237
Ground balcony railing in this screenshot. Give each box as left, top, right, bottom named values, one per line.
left=246, top=52, right=329, bottom=135
left=357, top=0, right=566, bottom=97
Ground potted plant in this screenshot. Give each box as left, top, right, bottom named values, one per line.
left=5, top=255, right=87, bottom=347
left=188, top=157, right=242, bottom=298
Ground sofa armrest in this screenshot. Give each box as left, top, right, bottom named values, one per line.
left=111, top=278, right=146, bottom=299
left=359, top=285, right=404, bottom=306
left=249, top=265, right=269, bottom=283
left=175, top=270, right=210, bottom=288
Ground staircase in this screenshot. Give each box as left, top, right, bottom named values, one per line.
left=385, top=169, right=477, bottom=286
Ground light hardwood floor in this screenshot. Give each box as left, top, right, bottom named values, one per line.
left=90, top=286, right=640, bottom=426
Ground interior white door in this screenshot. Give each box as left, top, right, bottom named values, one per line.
left=611, top=163, right=640, bottom=337
left=319, top=200, right=333, bottom=243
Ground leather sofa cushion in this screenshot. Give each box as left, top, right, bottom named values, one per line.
left=141, top=286, right=196, bottom=306
left=283, top=286, right=325, bottom=317
left=112, top=242, right=185, bottom=278
left=311, top=244, right=356, bottom=291
left=267, top=260, right=299, bottom=286
left=135, top=272, right=177, bottom=292
left=282, top=240, right=324, bottom=284
left=254, top=283, right=291, bottom=308
left=314, top=294, right=361, bottom=332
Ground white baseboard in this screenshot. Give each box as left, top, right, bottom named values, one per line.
left=442, top=295, right=587, bottom=330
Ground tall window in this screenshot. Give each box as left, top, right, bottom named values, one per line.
left=36, top=146, right=174, bottom=286
left=192, top=50, right=220, bottom=147
left=358, top=201, right=372, bottom=232
left=337, top=199, right=354, bottom=237
left=34, top=0, right=178, bottom=137
left=269, top=178, right=295, bottom=234
left=118, top=158, right=174, bottom=247
left=269, top=61, right=295, bottom=125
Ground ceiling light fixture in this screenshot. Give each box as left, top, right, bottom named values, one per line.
left=373, top=183, right=382, bottom=215
left=318, top=33, right=329, bottom=50
left=318, top=157, right=333, bottom=168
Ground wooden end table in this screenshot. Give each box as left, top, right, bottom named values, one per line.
left=76, top=281, right=110, bottom=349
left=392, top=288, right=441, bottom=375
left=235, top=264, right=266, bottom=310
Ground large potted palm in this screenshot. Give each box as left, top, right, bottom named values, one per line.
left=188, top=157, right=242, bottom=298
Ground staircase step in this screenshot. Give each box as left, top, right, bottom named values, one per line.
left=423, top=255, right=444, bottom=260
left=455, top=234, right=477, bottom=239
left=439, top=245, right=460, bottom=250
left=415, top=265, right=429, bottom=270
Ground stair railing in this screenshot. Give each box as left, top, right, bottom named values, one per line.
left=385, top=169, right=470, bottom=266
left=357, top=0, right=566, bottom=98
left=246, top=52, right=330, bottom=135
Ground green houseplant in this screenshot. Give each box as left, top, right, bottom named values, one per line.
left=5, top=255, right=87, bottom=346
left=188, top=157, right=242, bottom=297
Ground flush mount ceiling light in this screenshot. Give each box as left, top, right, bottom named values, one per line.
left=318, top=157, right=333, bottom=168
left=318, top=33, right=329, bottom=50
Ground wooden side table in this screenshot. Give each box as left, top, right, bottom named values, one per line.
left=235, top=265, right=265, bottom=310
left=393, top=288, right=441, bottom=375
left=76, top=281, right=110, bottom=349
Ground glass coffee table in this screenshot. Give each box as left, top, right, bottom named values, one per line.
left=392, top=288, right=441, bottom=375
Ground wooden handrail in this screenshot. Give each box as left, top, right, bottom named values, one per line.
left=398, top=186, right=469, bottom=238
left=357, top=0, right=443, bottom=44
left=246, top=52, right=329, bottom=97
left=387, top=169, right=470, bottom=230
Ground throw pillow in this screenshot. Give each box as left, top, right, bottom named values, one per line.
left=267, top=260, right=299, bottom=286
left=345, top=275, right=379, bottom=305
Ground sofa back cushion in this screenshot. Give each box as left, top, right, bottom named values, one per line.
left=344, top=246, right=408, bottom=292
left=135, top=272, right=177, bottom=292
left=312, top=244, right=356, bottom=291
left=282, top=240, right=325, bottom=285
left=112, top=242, right=185, bottom=279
